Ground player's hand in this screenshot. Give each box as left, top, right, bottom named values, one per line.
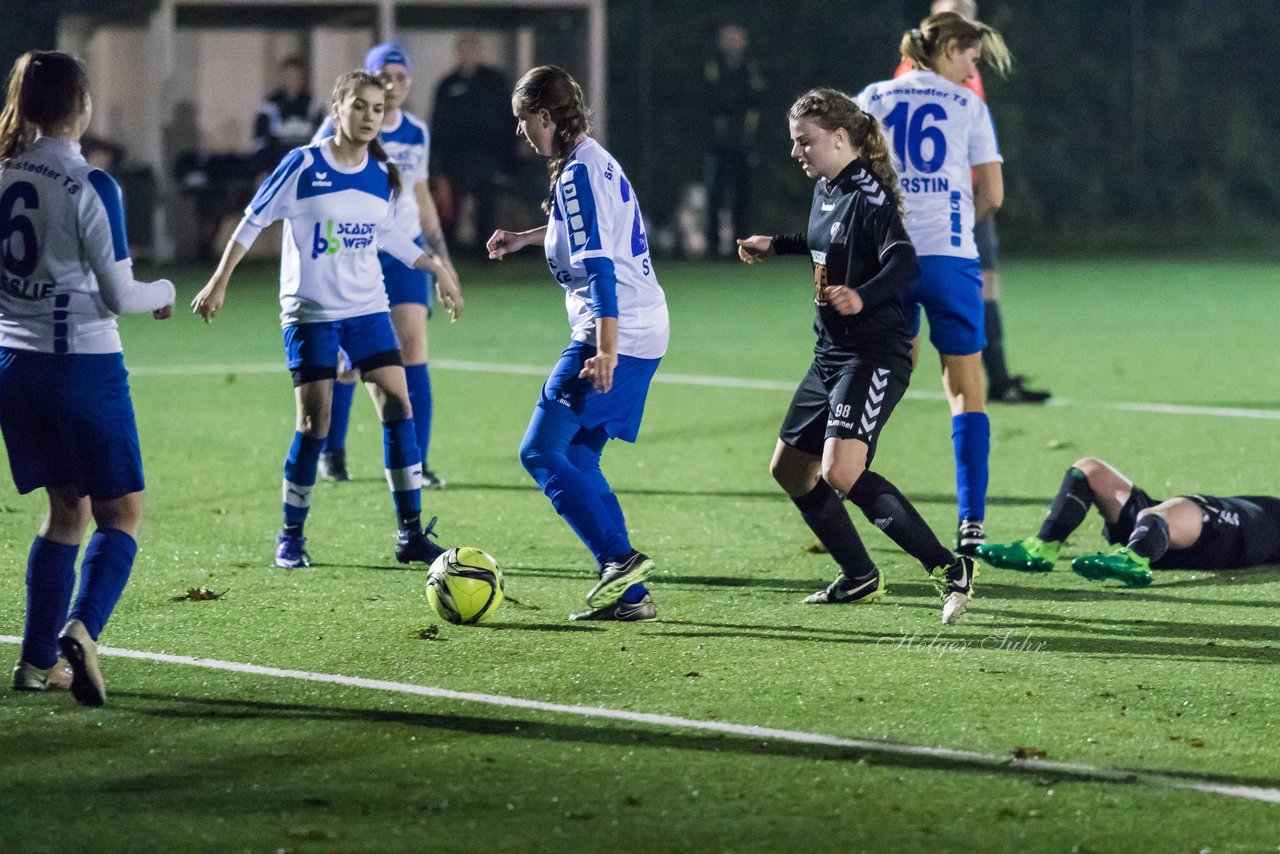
left=578, top=352, right=618, bottom=394
left=434, top=268, right=464, bottom=322
left=152, top=304, right=173, bottom=320
left=486, top=229, right=525, bottom=260
left=736, top=235, right=772, bottom=264
left=191, top=279, right=227, bottom=323
left=825, top=285, right=864, bottom=316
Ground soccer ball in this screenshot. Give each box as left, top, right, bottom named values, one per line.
left=426, top=547, right=503, bottom=625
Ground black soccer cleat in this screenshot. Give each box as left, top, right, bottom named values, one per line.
left=957, top=518, right=986, bottom=557
left=803, top=571, right=886, bottom=605
left=396, top=516, right=446, bottom=565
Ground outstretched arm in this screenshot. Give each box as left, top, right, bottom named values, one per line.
left=486, top=226, right=547, bottom=260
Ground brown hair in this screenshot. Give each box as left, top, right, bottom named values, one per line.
left=513, top=65, right=591, bottom=213
left=328, top=69, right=400, bottom=196
left=788, top=88, right=905, bottom=219
left=900, top=11, right=1012, bottom=79
left=0, top=51, right=88, bottom=162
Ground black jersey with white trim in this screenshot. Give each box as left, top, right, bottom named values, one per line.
left=774, top=159, right=917, bottom=370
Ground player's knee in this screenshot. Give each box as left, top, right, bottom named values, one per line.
left=1073, top=457, right=1104, bottom=481
left=296, top=411, right=330, bottom=438
left=378, top=392, right=412, bottom=424
left=92, top=492, right=144, bottom=536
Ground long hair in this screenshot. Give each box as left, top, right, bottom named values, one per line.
left=900, top=11, right=1012, bottom=79
left=513, top=65, right=591, bottom=213
left=788, top=88, right=905, bottom=219
left=0, top=51, right=88, bottom=162
left=328, top=69, right=401, bottom=196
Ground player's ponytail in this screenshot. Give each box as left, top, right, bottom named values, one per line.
left=329, top=69, right=401, bottom=196
left=899, top=11, right=1012, bottom=79
left=513, top=66, right=592, bottom=213
left=0, top=50, right=88, bottom=162
left=788, top=88, right=905, bottom=219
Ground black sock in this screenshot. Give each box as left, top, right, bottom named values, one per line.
left=982, top=300, right=1011, bottom=394
left=284, top=523, right=304, bottom=538
left=1127, top=514, right=1170, bottom=562
left=1037, top=467, right=1094, bottom=543
left=846, top=471, right=953, bottom=571
left=792, top=480, right=877, bottom=580
left=399, top=512, right=421, bottom=534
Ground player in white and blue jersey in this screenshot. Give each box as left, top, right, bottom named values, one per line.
left=0, top=52, right=176, bottom=705
left=314, top=44, right=460, bottom=488
left=856, top=11, right=1013, bottom=557
left=487, top=66, right=668, bottom=622
left=192, top=70, right=462, bottom=570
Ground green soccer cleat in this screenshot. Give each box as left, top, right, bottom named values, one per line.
left=1071, top=546, right=1153, bottom=587
left=976, top=537, right=1060, bottom=573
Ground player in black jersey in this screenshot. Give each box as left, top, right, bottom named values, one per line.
left=977, top=456, right=1280, bottom=586
left=737, top=88, right=976, bottom=625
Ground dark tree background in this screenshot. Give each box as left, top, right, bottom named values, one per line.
left=605, top=0, right=1280, bottom=254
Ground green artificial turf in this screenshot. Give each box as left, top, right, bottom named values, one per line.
left=1, top=257, right=1277, bottom=852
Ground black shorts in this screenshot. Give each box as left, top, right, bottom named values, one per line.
left=1104, top=488, right=1280, bottom=570
left=778, top=359, right=908, bottom=465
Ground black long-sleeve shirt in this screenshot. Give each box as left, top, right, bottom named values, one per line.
left=774, top=159, right=918, bottom=372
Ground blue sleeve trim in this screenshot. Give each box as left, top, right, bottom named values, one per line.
left=86, top=169, right=129, bottom=262
left=583, top=256, right=618, bottom=318
left=561, top=164, right=602, bottom=254
left=250, top=148, right=306, bottom=215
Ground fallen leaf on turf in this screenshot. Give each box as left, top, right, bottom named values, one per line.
left=414, top=626, right=441, bottom=640
left=1188, top=738, right=1205, bottom=748
left=685, top=671, right=701, bottom=678
left=1012, top=746, right=1048, bottom=760
left=803, top=542, right=829, bottom=554
left=171, top=587, right=227, bottom=602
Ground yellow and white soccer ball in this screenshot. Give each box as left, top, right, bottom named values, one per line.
left=425, top=547, right=503, bottom=625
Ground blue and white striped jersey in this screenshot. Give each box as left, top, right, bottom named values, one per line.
left=233, top=141, right=424, bottom=326
left=314, top=109, right=429, bottom=241
left=856, top=70, right=1002, bottom=259
left=0, top=137, right=174, bottom=354
left=545, top=138, right=668, bottom=360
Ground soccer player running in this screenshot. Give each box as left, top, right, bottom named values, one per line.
left=317, top=45, right=460, bottom=488
left=737, top=89, right=977, bottom=625
left=856, top=12, right=1012, bottom=557
left=192, top=70, right=462, bottom=570
left=486, top=66, right=667, bottom=622
left=0, top=51, right=176, bottom=705
left=977, top=458, right=1280, bottom=587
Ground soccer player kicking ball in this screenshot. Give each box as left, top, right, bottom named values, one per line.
left=737, top=89, right=976, bottom=625
left=487, top=66, right=666, bottom=622
left=977, top=457, right=1280, bottom=586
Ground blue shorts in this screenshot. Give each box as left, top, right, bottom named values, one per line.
left=380, top=238, right=435, bottom=310
left=283, top=312, right=402, bottom=386
left=0, top=348, right=144, bottom=499
left=904, top=255, right=986, bottom=356
left=538, top=340, right=661, bottom=443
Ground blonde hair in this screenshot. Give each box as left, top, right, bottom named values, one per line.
left=788, top=88, right=904, bottom=219
left=328, top=69, right=401, bottom=196
left=0, top=51, right=88, bottom=162
left=513, top=65, right=592, bottom=213
left=900, top=11, right=1012, bottom=79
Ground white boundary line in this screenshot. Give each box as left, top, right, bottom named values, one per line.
left=2, top=635, right=1276, bottom=805
left=130, top=358, right=1280, bottom=422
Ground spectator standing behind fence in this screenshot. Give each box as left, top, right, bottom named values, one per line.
left=253, top=57, right=324, bottom=176
left=703, top=23, right=764, bottom=259
left=431, top=33, right=512, bottom=254
left=894, top=0, right=1049, bottom=404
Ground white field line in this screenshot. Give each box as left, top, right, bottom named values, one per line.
left=2, top=635, right=1276, bottom=805
left=130, top=358, right=1280, bottom=421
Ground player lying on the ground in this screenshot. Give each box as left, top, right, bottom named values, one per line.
left=976, top=457, right=1280, bottom=587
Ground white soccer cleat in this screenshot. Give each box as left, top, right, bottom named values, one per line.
left=58, top=619, right=106, bottom=707
left=942, top=591, right=971, bottom=626
left=12, top=658, right=73, bottom=691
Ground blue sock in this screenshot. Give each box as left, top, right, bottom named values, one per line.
left=384, top=417, right=422, bottom=529
left=69, top=528, right=138, bottom=641
left=325, top=379, right=357, bottom=454
left=952, top=412, right=991, bottom=522
left=284, top=431, right=325, bottom=532
left=22, top=536, right=79, bottom=669
left=405, top=363, right=432, bottom=469
left=520, top=405, right=631, bottom=565
left=565, top=436, right=647, bottom=603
